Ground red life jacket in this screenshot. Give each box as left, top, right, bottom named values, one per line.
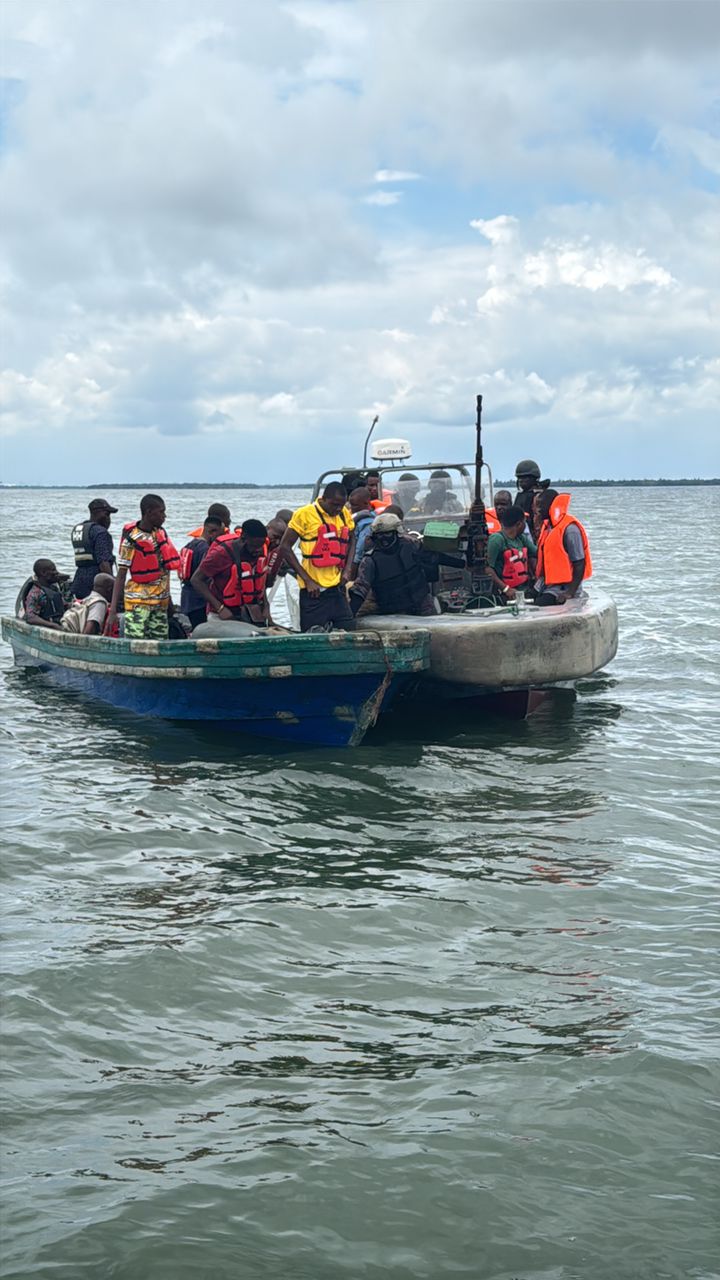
left=178, top=540, right=204, bottom=583
left=215, top=534, right=268, bottom=608
left=498, top=538, right=529, bottom=589
left=122, top=524, right=180, bottom=583
left=310, top=506, right=351, bottom=568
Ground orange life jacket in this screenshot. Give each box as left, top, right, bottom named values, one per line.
left=485, top=507, right=501, bottom=534
left=536, top=495, right=592, bottom=586
left=309, top=506, right=351, bottom=568
left=188, top=523, right=229, bottom=538
left=122, top=524, right=179, bottom=583
left=370, top=492, right=393, bottom=512
left=215, top=534, right=268, bottom=608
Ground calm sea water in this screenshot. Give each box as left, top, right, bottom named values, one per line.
left=1, top=485, right=718, bottom=1280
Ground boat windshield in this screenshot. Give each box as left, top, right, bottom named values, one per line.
left=311, top=463, right=493, bottom=527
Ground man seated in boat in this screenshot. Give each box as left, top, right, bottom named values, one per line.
left=486, top=506, right=536, bottom=603
left=487, top=490, right=538, bottom=550
left=393, top=473, right=423, bottom=517
left=105, top=495, right=180, bottom=640
left=60, top=574, right=115, bottom=635
left=20, top=560, right=71, bottom=630
left=189, top=519, right=271, bottom=627
left=532, top=489, right=592, bottom=607
left=422, top=470, right=463, bottom=515
left=179, top=513, right=227, bottom=631
left=280, top=483, right=357, bottom=632
left=349, top=513, right=436, bottom=618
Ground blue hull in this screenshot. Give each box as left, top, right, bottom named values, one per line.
left=21, top=658, right=409, bottom=748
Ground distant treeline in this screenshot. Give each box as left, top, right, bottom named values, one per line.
left=1, top=478, right=718, bottom=490
left=495, top=478, right=719, bottom=488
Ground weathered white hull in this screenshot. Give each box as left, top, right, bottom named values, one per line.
left=357, top=588, right=618, bottom=694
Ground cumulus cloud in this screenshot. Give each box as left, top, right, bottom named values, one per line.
left=363, top=190, right=401, bottom=206
left=374, top=169, right=421, bottom=183
left=0, top=0, right=718, bottom=482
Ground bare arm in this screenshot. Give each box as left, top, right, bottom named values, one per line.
left=26, top=609, right=62, bottom=631
left=189, top=566, right=230, bottom=619
left=104, top=565, right=127, bottom=634
left=566, top=559, right=586, bottom=598
left=279, top=529, right=320, bottom=595
left=340, top=531, right=356, bottom=585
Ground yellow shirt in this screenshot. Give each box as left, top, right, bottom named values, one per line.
left=289, top=502, right=355, bottom=590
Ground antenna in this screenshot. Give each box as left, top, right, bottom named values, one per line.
left=362, top=415, right=379, bottom=468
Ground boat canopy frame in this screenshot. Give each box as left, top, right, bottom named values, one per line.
left=311, top=461, right=494, bottom=503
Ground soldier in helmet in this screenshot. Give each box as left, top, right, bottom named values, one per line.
left=514, top=460, right=548, bottom=537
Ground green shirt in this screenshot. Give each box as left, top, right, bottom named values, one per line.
left=487, top=531, right=528, bottom=574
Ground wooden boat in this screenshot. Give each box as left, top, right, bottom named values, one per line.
left=0, top=618, right=430, bottom=748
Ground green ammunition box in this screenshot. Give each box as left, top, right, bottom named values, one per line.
left=422, top=520, right=462, bottom=552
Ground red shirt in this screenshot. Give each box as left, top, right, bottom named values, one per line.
left=197, top=539, right=237, bottom=603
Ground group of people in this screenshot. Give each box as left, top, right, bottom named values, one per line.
left=19, top=457, right=592, bottom=639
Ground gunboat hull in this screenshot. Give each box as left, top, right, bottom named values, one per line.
left=357, top=588, right=618, bottom=697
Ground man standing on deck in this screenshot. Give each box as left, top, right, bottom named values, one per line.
left=105, top=495, right=180, bottom=639
left=70, top=498, right=117, bottom=600
left=279, top=483, right=356, bottom=632
left=179, top=514, right=226, bottom=630
left=190, top=519, right=271, bottom=627
left=533, top=489, right=592, bottom=606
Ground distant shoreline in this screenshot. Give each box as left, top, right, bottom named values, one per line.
left=2, top=478, right=718, bottom=490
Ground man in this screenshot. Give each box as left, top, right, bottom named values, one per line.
left=70, top=498, right=117, bottom=599
left=533, top=489, right=592, bottom=606
left=265, top=517, right=290, bottom=587
left=280, top=482, right=356, bottom=632
left=179, top=514, right=226, bottom=630
left=106, top=494, right=179, bottom=639
left=350, top=514, right=435, bottom=617
left=514, top=461, right=550, bottom=536
left=486, top=505, right=535, bottom=602
left=22, top=560, right=70, bottom=629
left=486, top=489, right=536, bottom=547
left=60, top=573, right=115, bottom=635
left=422, top=470, right=462, bottom=515
left=394, top=473, right=423, bottom=516
left=188, top=502, right=231, bottom=540
left=275, top=508, right=294, bottom=523
left=190, top=518, right=270, bottom=626
left=365, top=470, right=381, bottom=504
left=347, top=485, right=375, bottom=577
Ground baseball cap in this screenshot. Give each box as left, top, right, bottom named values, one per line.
left=88, top=498, right=118, bottom=513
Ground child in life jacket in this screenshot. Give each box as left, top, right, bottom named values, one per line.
left=486, top=505, right=536, bottom=602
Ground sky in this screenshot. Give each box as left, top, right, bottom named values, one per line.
left=1, top=0, right=719, bottom=485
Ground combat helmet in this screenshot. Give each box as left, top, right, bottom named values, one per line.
left=514, top=459, right=541, bottom=480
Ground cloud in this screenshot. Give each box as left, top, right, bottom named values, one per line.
left=374, top=169, right=421, bottom=182
left=363, top=190, right=401, bottom=206
left=0, top=0, right=718, bottom=483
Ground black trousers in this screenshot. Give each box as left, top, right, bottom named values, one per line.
left=187, top=607, right=207, bottom=631
left=300, top=585, right=356, bottom=632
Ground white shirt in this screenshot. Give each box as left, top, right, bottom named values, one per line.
left=60, top=590, right=109, bottom=634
